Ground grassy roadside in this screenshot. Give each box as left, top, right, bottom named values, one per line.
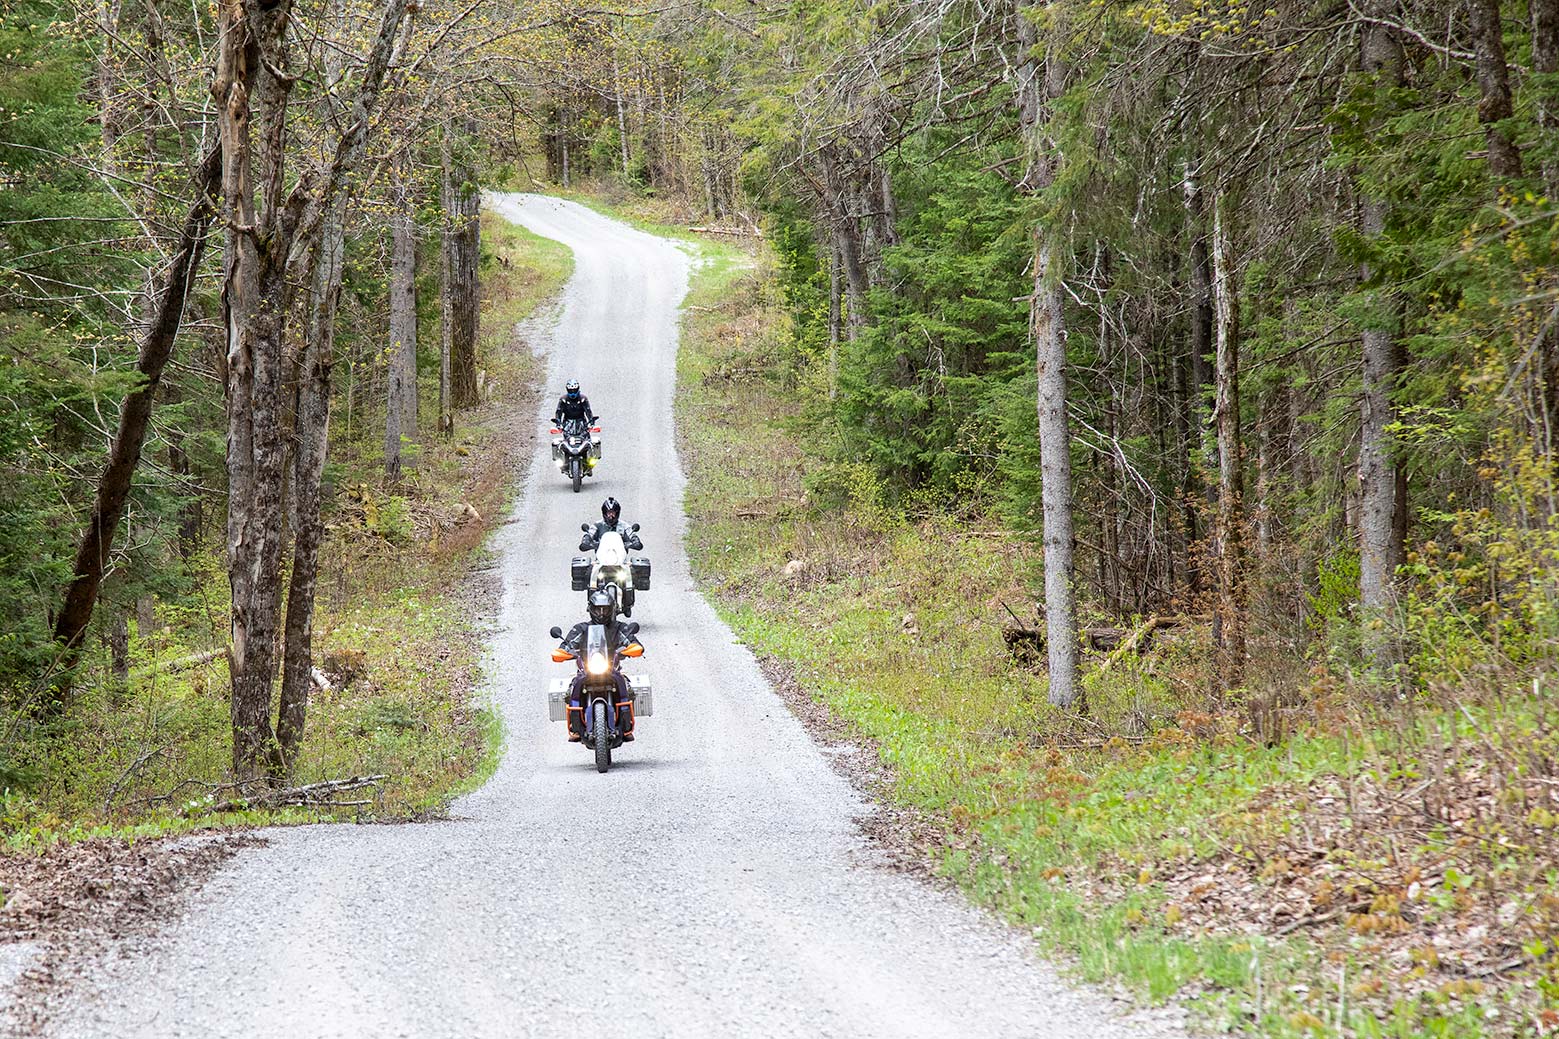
left=673, top=232, right=1558, bottom=1036
left=0, top=211, right=570, bottom=847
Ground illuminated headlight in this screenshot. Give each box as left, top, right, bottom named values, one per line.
left=586, top=457, right=597, bottom=468
left=586, top=651, right=609, bottom=676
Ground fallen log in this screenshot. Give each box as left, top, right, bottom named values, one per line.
left=129, top=646, right=333, bottom=692
left=128, top=647, right=226, bottom=682
left=687, top=225, right=762, bottom=238
left=1093, top=614, right=1210, bottom=675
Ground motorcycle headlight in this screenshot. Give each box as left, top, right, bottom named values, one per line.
left=586, top=651, right=609, bottom=676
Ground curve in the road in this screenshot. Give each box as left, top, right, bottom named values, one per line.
left=41, top=195, right=1187, bottom=1039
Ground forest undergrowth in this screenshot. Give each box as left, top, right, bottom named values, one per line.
left=0, top=213, right=570, bottom=848
left=675, top=230, right=1559, bottom=1038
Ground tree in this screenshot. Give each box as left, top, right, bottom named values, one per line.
left=216, top=0, right=409, bottom=780
left=385, top=146, right=418, bottom=481
left=1017, top=0, right=1080, bottom=708
left=49, top=147, right=222, bottom=705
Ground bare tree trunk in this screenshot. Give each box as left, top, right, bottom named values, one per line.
left=386, top=148, right=417, bottom=480
left=439, top=126, right=455, bottom=436
left=1014, top=1, right=1079, bottom=707
left=1183, top=159, right=1215, bottom=597
left=95, top=0, right=124, bottom=178
left=1210, top=197, right=1246, bottom=693
left=49, top=147, right=222, bottom=708
left=828, top=243, right=842, bottom=399
left=219, top=0, right=410, bottom=780
left=217, top=0, right=295, bottom=780
left=168, top=434, right=201, bottom=559
left=1358, top=15, right=1405, bottom=674
left=1035, top=235, right=1078, bottom=708
left=451, top=183, right=480, bottom=409
left=1097, top=244, right=1122, bottom=615
left=820, top=145, right=869, bottom=342
left=614, top=57, right=631, bottom=175
left=277, top=190, right=346, bottom=774
left=1532, top=0, right=1559, bottom=442
left=108, top=610, right=129, bottom=683
left=1469, top=0, right=1523, bottom=179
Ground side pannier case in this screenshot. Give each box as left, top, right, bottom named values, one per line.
left=630, top=555, right=651, bottom=591
left=570, top=556, right=592, bottom=591
left=547, top=678, right=570, bottom=722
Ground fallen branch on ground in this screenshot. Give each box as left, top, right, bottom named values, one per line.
left=198, top=774, right=390, bottom=815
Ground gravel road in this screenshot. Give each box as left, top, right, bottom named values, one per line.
left=44, top=195, right=1188, bottom=1039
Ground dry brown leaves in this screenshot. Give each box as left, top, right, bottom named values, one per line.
left=0, top=833, right=262, bottom=1034
left=1081, top=746, right=1559, bottom=1025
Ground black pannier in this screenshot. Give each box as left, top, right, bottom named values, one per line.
left=630, top=556, right=651, bottom=591
left=570, top=556, right=592, bottom=591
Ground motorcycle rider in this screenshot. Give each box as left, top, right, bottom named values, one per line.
left=552, top=379, right=596, bottom=429
left=579, top=497, right=643, bottom=552
left=556, top=588, right=641, bottom=742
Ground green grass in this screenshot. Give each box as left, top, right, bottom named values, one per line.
left=0, top=209, right=571, bottom=848
left=672, top=233, right=1557, bottom=1038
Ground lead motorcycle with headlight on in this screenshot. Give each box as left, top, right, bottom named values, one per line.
left=550, top=417, right=602, bottom=492
left=548, top=601, right=651, bottom=773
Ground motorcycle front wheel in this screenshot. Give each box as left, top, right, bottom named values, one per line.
left=593, top=701, right=611, bottom=773
left=570, top=458, right=582, bottom=493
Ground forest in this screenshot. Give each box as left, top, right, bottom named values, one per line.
left=1, top=0, right=1557, bottom=1031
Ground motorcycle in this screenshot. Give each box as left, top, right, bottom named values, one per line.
left=571, top=525, right=650, bottom=618
left=548, top=620, right=651, bottom=773
left=550, top=417, right=602, bottom=493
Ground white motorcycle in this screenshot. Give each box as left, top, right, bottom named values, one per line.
left=571, top=525, right=650, bottom=617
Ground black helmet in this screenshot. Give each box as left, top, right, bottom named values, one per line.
left=565, top=379, right=581, bottom=399
left=601, top=497, right=621, bottom=524
left=588, top=588, right=616, bottom=626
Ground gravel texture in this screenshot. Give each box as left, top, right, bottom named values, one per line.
left=39, top=196, right=1190, bottom=1039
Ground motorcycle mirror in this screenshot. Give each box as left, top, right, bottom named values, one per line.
left=631, top=523, right=640, bottom=532
left=549, top=626, right=563, bottom=639
left=581, top=523, right=591, bottom=533
left=625, top=621, right=640, bottom=636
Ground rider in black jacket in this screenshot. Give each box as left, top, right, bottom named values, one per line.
left=553, top=379, right=595, bottom=428
left=557, top=589, right=641, bottom=741
left=579, top=497, right=643, bottom=552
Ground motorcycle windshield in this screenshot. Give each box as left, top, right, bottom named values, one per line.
left=596, top=531, right=627, bottom=566
left=561, top=419, right=589, bottom=437
left=587, top=624, right=607, bottom=658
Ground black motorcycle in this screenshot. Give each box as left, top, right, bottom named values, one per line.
left=549, top=621, right=647, bottom=773
left=550, top=417, right=601, bottom=492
